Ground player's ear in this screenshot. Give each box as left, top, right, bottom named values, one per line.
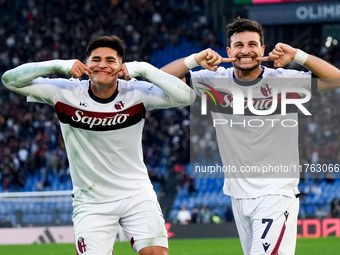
left=226, top=47, right=231, bottom=57
left=262, top=45, right=265, bottom=56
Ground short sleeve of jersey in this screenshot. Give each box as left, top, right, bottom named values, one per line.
left=27, top=77, right=79, bottom=105
left=126, top=79, right=184, bottom=111
left=264, top=67, right=316, bottom=96
left=187, top=66, right=231, bottom=96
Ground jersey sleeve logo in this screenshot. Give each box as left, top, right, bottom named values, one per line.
left=55, top=102, right=146, bottom=131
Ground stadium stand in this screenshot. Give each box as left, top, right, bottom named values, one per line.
left=1, top=0, right=340, bottom=227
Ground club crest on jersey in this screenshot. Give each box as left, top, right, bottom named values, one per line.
left=115, top=100, right=125, bottom=110
left=260, top=83, right=272, bottom=97
left=77, top=237, right=87, bottom=254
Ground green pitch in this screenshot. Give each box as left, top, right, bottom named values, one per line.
left=0, top=237, right=339, bottom=254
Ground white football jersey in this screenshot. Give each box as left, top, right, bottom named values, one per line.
left=189, top=66, right=316, bottom=198
left=27, top=77, right=176, bottom=203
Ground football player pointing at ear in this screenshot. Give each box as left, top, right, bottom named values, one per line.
left=2, top=35, right=195, bottom=255
left=162, top=17, right=340, bottom=255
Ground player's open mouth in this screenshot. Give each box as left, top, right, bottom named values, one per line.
left=238, top=57, right=255, bottom=62
left=95, top=71, right=111, bottom=75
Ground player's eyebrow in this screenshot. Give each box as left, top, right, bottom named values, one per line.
left=91, top=56, right=118, bottom=61
left=248, top=40, right=259, bottom=45
left=106, top=56, right=118, bottom=61
left=233, top=40, right=259, bottom=46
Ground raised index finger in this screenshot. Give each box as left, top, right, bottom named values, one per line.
left=84, top=65, right=93, bottom=74
left=111, top=65, right=123, bottom=76
left=255, top=56, right=272, bottom=62
left=221, top=57, right=237, bottom=63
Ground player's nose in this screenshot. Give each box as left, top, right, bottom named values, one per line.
left=98, top=60, right=107, bottom=68
left=240, top=46, right=252, bottom=55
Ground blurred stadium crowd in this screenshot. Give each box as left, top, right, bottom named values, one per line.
left=0, top=0, right=340, bottom=223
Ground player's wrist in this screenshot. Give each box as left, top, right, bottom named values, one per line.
left=124, top=61, right=151, bottom=78
left=53, top=59, right=77, bottom=74
left=293, top=49, right=308, bottom=65
left=184, top=54, right=199, bottom=69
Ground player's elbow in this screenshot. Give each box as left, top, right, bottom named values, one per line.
left=1, top=71, right=14, bottom=89
left=189, top=89, right=197, bottom=105
left=318, top=77, right=340, bottom=92
left=177, top=89, right=196, bottom=107
left=1, top=69, right=31, bottom=91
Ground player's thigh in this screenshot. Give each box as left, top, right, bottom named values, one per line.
left=120, top=189, right=168, bottom=253
left=277, top=196, right=299, bottom=255
left=231, top=198, right=252, bottom=255
left=251, top=195, right=299, bottom=255
left=73, top=201, right=119, bottom=255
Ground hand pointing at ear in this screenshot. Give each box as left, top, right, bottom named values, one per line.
left=111, top=64, right=130, bottom=80
left=258, top=43, right=298, bottom=68
left=70, top=60, right=93, bottom=78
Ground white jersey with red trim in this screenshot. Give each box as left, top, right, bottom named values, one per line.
left=27, top=77, right=171, bottom=203
left=189, top=66, right=315, bottom=198
left=2, top=60, right=194, bottom=203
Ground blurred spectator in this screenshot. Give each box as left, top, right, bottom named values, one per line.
left=304, top=182, right=322, bottom=197
left=148, top=167, right=166, bottom=196
left=191, top=207, right=201, bottom=224
left=224, top=206, right=233, bottom=222
left=148, top=168, right=165, bottom=187
left=59, top=164, right=70, bottom=184
left=188, top=178, right=196, bottom=196
left=331, top=200, right=340, bottom=218
left=315, top=206, right=329, bottom=220
left=201, top=207, right=212, bottom=224
left=176, top=164, right=190, bottom=190
left=177, top=206, right=191, bottom=225
left=0, top=218, right=13, bottom=228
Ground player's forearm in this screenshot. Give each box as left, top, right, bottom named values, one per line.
left=126, top=62, right=196, bottom=106
left=302, top=55, right=340, bottom=92
left=161, top=58, right=190, bottom=81
left=1, top=60, right=75, bottom=91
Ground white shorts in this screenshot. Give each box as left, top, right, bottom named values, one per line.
left=73, top=188, right=168, bottom=255
left=231, top=194, right=299, bottom=255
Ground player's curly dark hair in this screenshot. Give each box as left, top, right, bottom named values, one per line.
left=226, top=17, right=264, bottom=47
left=86, top=35, right=125, bottom=59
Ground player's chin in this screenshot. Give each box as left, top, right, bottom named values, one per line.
left=91, top=76, right=114, bottom=84
left=233, top=62, right=260, bottom=72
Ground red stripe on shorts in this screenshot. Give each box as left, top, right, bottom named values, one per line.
left=271, top=222, right=286, bottom=255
